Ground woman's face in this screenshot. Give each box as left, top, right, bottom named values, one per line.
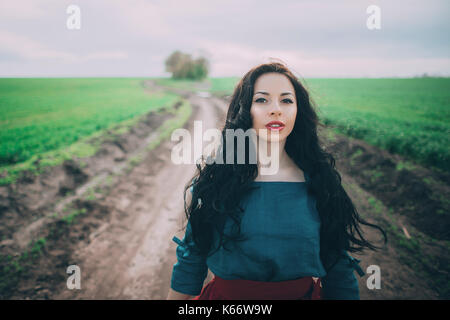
left=250, top=72, right=297, bottom=142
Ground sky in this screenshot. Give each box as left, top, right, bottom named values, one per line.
left=0, top=0, right=449, bottom=78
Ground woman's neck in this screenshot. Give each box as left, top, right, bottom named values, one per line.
left=251, top=136, right=305, bottom=182
left=255, top=138, right=297, bottom=179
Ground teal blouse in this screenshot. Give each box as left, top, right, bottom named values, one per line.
left=170, top=175, right=365, bottom=299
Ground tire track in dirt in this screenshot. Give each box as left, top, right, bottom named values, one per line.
left=341, top=174, right=439, bottom=299
left=54, top=93, right=225, bottom=299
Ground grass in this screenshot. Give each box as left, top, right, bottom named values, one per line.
left=196, top=77, right=450, bottom=173
left=0, top=236, right=48, bottom=298
left=0, top=78, right=180, bottom=185
left=350, top=148, right=364, bottom=166
left=61, top=208, right=87, bottom=224
left=209, top=77, right=240, bottom=96
left=396, top=161, right=419, bottom=171
left=146, top=99, right=192, bottom=151
left=154, top=77, right=209, bottom=92
left=305, top=78, right=450, bottom=173
left=125, top=98, right=193, bottom=172
left=364, top=168, right=384, bottom=184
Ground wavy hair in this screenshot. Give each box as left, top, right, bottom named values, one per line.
left=182, top=62, right=387, bottom=273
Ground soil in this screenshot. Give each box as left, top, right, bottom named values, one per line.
left=0, top=81, right=447, bottom=300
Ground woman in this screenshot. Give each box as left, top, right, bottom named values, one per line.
left=166, top=62, right=387, bottom=300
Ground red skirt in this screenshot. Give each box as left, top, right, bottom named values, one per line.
left=192, top=274, right=322, bottom=300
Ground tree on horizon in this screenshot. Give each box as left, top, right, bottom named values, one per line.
left=165, top=50, right=209, bottom=80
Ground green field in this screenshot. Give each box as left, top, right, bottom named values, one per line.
left=204, top=77, right=450, bottom=173
left=1, top=77, right=449, bottom=186
left=0, top=78, right=179, bottom=184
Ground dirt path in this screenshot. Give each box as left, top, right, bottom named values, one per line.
left=53, top=90, right=223, bottom=299
left=46, top=83, right=442, bottom=300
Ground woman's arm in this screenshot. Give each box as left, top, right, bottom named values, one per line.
left=167, top=179, right=208, bottom=299
left=321, top=250, right=364, bottom=300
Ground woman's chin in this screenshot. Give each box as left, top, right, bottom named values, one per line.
left=257, top=135, right=285, bottom=143
left=251, top=128, right=288, bottom=143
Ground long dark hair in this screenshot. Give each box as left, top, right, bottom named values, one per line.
left=182, top=62, right=387, bottom=273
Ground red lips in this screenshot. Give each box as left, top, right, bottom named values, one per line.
left=265, top=120, right=285, bottom=131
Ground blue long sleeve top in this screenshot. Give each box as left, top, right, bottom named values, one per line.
left=170, top=175, right=364, bottom=299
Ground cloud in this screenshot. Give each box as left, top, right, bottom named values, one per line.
left=0, top=30, right=128, bottom=62
left=198, top=39, right=450, bottom=77
left=0, top=0, right=448, bottom=77
left=0, top=0, right=54, bottom=19
left=0, top=30, right=75, bottom=61
left=82, top=51, right=128, bottom=61
left=105, top=0, right=174, bottom=38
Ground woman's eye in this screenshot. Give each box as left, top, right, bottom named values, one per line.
left=254, top=97, right=293, bottom=104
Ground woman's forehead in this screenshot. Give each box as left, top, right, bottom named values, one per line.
left=254, top=73, right=294, bottom=94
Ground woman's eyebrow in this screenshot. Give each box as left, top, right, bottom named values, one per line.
left=254, top=91, right=294, bottom=96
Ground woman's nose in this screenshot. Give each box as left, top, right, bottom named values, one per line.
left=269, top=101, right=282, bottom=116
